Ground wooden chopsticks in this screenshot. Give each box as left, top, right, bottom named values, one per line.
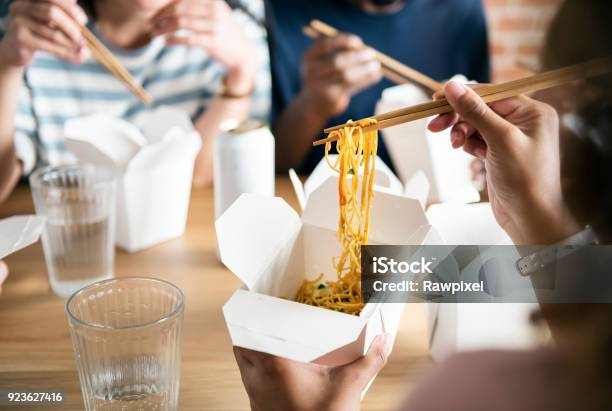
left=313, top=56, right=612, bottom=146
left=304, top=20, right=443, bottom=92
left=81, top=26, right=153, bottom=106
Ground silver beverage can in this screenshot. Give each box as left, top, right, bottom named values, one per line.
left=214, top=119, right=275, bottom=219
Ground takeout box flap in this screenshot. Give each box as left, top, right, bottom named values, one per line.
left=216, top=194, right=302, bottom=290
left=125, top=128, right=202, bottom=174
left=63, top=138, right=117, bottom=171
left=224, top=289, right=369, bottom=362
left=288, top=169, right=307, bottom=210
left=403, top=170, right=430, bottom=208
left=65, top=107, right=201, bottom=174
left=127, top=107, right=202, bottom=173
left=368, top=195, right=430, bottom=245
left=0, top=215, right=45, bottom=260
left=64, top=114, right=146, bottom=171
left=300, top=177, right=341, bottom=231
left=298, top=156, right=403, bottom=206
left=136, top=106, right=195, bottom=145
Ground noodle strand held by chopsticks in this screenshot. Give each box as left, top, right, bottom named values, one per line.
left=295, top=119, right=378, bottom=315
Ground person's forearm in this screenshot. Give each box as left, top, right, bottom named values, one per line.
left=274, top=91, right=331, bottom=172
left=192, top=94, right=251, bottom=187
left=0, top=61, right=25, bottom=203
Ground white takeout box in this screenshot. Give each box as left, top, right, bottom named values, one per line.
left=376, top=78, right=479, bottom=204
left=0, top=215, right=45, bottom=259
left=217, top=176, right=438, bottom=366
left=290, top=155, right=431, bottom=210
left=65, top=107, right=202, bottom=252
left=425, top=202, right=539, bottom=361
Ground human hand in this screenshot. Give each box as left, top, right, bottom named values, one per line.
left=428, top=81, right=581, bottom=244
left=233, top=334, right=389, bottom=411
left=151, top=0, right=257, bottom=96
left=0, top=0, right=88, bottom=67
left=0, top=261, right=8, bottom=295
left=300, top=34, right=382, bottom=119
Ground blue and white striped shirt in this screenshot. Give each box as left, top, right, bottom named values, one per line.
left=0, top=0, right=271, bottom=174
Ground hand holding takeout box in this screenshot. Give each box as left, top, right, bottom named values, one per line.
left=217, top=176, right=438, bottom=370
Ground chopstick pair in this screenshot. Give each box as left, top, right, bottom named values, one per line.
left=81, top=26, right=153, bottom=106
left=313, top=56, right=612, bottom=146
left=304, top=20, right=443, bottom=92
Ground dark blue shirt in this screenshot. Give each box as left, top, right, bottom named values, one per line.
left=266, top=0, right=490, bottom=173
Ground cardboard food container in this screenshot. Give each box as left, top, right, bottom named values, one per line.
left=0, top=215, right=45, bottom=259
left=216, top=177, right=438, bottom=366
left=376, top=79, right=480, bottom=205
left=65, top=107, right=202, bottom=252
left=425, top=202, right=539, bottom=361
left=290, top=155, right=431, bottom=210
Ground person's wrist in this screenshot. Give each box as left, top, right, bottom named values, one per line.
left=0, top=46, right=25, bottom=73
left=0, top=62, right=24, bottom=76
left=517, top=195, right=582, bottom=244
left=224, top=58, right=256, bottom=97
left=0, top=63, right=24, bottom=78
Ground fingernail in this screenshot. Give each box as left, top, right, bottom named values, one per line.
left=450, top=130, right=461, bottom=147
left=80, top=47, right=91, bottom=60
left=74, top=6, right=88, bottom=24
left=445, top=81, right=466, bottom=100
left=363, top=48, right=376, bottom=59
left=349, top=35, right=362, bottom=47
left=369, top=61, right=382, bottom=72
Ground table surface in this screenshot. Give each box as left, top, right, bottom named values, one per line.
left=0, top=178, right=432, bottom=410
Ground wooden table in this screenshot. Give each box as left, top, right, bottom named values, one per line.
left=0, top=178, right=432, bottom=410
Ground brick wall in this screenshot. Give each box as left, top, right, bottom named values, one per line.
left=483, top=0, right=563, bottom=81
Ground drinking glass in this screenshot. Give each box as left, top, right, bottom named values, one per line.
left=30, top=164, right=116, bottom=298
left=66, top=277, right=185, bottom=411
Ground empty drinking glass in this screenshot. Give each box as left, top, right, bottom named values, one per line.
left=66, top=277, right=185, bottom=411
left=30, top=164, right=116, bottom=298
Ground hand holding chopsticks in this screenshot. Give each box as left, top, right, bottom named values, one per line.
left=314, top=56, right=612, bottom=146
left=304, top=20, right=443, bottom=92
left=0, top=1, right=89, bottom=66
left=81, top=26, right=153, bottom=106
left=1, top=0, right=151, bottom=105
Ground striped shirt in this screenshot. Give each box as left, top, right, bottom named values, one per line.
left=0, top=0, right=271, bottom=174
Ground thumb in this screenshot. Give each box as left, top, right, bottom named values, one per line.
left=0, top=261, right=8, bottom=288
left=336, top=334, right=390, bottom=391
left=444, top=81, right=514, bottom=149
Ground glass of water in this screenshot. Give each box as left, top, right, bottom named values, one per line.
left=30, top=164, right=116, bottom=298
left=66, top=277, right=185, bottom=411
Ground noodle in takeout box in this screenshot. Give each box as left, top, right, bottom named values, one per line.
left=64, top=107, right=202, bottom=252
left=217, top=174, right=440, bottom=368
